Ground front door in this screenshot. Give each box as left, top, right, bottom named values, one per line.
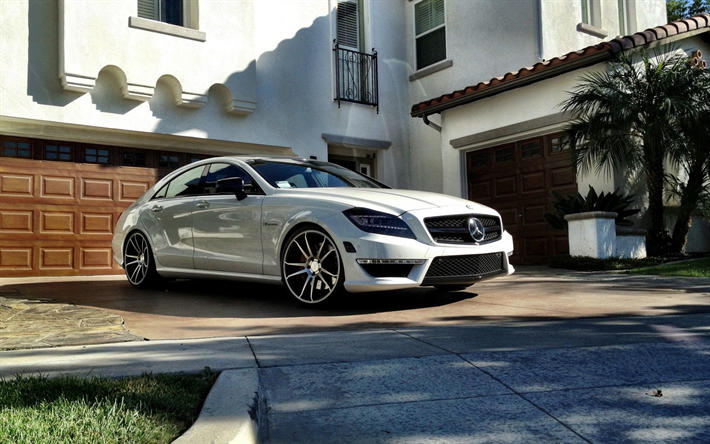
left=192, top=163, right=264, bottom=274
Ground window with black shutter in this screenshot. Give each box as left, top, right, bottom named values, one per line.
left=415, top=0, right=446, bottom=70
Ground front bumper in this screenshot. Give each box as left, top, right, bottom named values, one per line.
left=336, top=230, right=515, bottom=293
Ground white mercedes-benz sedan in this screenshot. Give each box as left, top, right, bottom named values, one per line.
left=112, top=156, right=514, bottom=305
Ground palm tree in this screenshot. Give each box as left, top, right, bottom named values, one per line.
left=562, top=50, right=704, bottom=256
left=668, top=98, right=710, bottom=253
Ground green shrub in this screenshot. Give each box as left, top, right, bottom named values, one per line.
left=543, top=186, right=640, bottom=229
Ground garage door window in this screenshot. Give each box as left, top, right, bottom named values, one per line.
left=122, top=150, right=148, bottom=167
left=495, top=147, right=514, bottom=163
left=468, top=151, right=488, bottom=169
left=84, top=147, right=111, bottom=164
left=158, top=153, right=180, bottom=169
left=44, top=143, right=73, bottom=162
left=2, top=140, right=32, bottom=158
left=520, top=140, right=542, bottom=159
left=550, top=135, right=570, bottom=153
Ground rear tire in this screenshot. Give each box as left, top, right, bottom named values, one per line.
left=282, top=227, right=343, bottom=305
left=123, top=231, right=161, bottom=288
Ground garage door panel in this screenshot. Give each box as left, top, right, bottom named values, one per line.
left=41, top=175, right=75, bottom=199
left=550, top=166, right=576, bottom=188
left=468, top=180, right=491, bottom=201
left=40, top=247, right=74, bottom=269
left=82, top=178, right=113, bottom=201
left=521, top=171, right=546, bottom=193
left=524, top=236, right=550, bottom=259
left=81, top=213, right=114, bottom=235
left=498, top=207, right=519, bottom=229
left=522, top=203, right=548, bottom=225
left=0, top=173, right=34, bottom=196
left=40, top=211, right=75, bottom=234
left=80, top=247, right=114, bottom=269
left=494, top=176, right=517, bottom=197
left=0, top=210, right=33, bottom=233
left=120, top=180, right=151, bottom=201
left=553, top=234, right=570, bottom=256
left=0, top=247, right=33, bottom=270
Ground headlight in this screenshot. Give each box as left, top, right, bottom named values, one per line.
left=343, top=208, right=416, bottom=239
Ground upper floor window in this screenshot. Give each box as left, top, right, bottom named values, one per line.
left=138, top=0, right=183, bottom=27
left=415, top=0, right=446, bottom=70
left=578, top=0, right=607, bottom=38
left=337, top=0, right=362, bottom=51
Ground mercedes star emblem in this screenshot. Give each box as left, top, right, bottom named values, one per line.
left=468, top=217, right=486, bottom=243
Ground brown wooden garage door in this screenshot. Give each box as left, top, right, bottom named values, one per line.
left=0, top=136, right=203, bottom=277
left=466, top=133, right=577, bottom=265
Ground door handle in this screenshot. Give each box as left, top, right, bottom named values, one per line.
left=196, top=200, right=210, bottom=209
left=151, top=205, right=163, bottom=212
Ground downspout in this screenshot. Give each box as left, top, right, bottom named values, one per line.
left=422, top=115, right=441, bottom=132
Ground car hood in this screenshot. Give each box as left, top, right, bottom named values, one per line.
left=275, top=188, right=495, bottom=215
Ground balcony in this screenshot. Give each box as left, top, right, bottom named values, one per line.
left=333, top=41, right=378, bottom=113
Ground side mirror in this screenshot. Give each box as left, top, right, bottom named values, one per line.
left=216, top=177, right=248, bottom=201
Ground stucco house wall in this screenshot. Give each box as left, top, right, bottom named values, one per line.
left=1, top=0, right=411, bottom=187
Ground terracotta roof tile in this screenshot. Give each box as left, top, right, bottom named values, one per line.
left=411, top=13, right=710, bottom=116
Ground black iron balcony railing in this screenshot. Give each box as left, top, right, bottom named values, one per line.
left=333, top=41, right=378, bottom=113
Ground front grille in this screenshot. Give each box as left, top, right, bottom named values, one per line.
left=422, top=252, right=504, bottom=285
left=424, top=214, right=502, bottom=244
left=360, top=264, right=414, bottom=278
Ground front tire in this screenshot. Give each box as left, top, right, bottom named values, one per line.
left=282, top=227, right=343, bottom=305
left=123, top=231, right=160, bottom=288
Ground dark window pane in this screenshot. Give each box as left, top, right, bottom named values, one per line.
left=495, top=147, right=514, bottom=163
left=468, top=152, right=488, bottom=169
left=123, top=151, right=147, bottom=167
left=2, top=140, right=31, bottom=158
left=550, top=136, right=570, bottom=153
left=416, top=27, right=446, bottom=70
left=162, top=0, right=183, bottom=26
left=159, top=154, right=180, bottom=169
left=521, top=141, right=541, bottom=159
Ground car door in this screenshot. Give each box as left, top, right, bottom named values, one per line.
left=140, top=165, right=205, bottom=269
left=192, top=162, right=264, bottom=274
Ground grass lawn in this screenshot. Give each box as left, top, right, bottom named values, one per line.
left=548, top=255, right=710, bottom=277
left=625, top=257, right=710, bottom=277
left=0, top=369, right=217, bottom=444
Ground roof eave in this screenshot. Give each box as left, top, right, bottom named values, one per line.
left=411, top=51, right=612, bottom=118
left=411, top=21, right=710, bottom=119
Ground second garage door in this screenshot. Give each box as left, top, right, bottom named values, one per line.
left=466, top=133, right=577, bottom=265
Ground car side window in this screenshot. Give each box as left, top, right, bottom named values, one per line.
left=160, top=166, right=205, bottom=199
left=204, top=163, right=260, bottom=195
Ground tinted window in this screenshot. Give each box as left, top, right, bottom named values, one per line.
left=250, top=160, right=385, bottom=189
left=164, top=166, right=204, bottom=198
left=204, top=163, right=260, bottom=194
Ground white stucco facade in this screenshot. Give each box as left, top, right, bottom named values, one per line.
left=1, top=0, right=411, bottom=187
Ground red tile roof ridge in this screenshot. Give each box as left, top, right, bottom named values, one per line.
left=411, top=13, right=710, bottom=115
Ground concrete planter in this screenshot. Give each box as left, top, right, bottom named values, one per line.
left=565, top=212, right=618, bottom=259
left=615, top=227, right=647, bottom=259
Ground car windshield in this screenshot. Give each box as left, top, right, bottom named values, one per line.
left=249, top=160, right=387, bottom=189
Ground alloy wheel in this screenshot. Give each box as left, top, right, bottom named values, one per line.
left=283, top=229, right=342, bottom=304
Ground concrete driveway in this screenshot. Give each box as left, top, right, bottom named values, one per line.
left=2, top=266, right=710, bottom=346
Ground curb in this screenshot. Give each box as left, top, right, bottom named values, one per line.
left=173, top=369, right=261, bottom=444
